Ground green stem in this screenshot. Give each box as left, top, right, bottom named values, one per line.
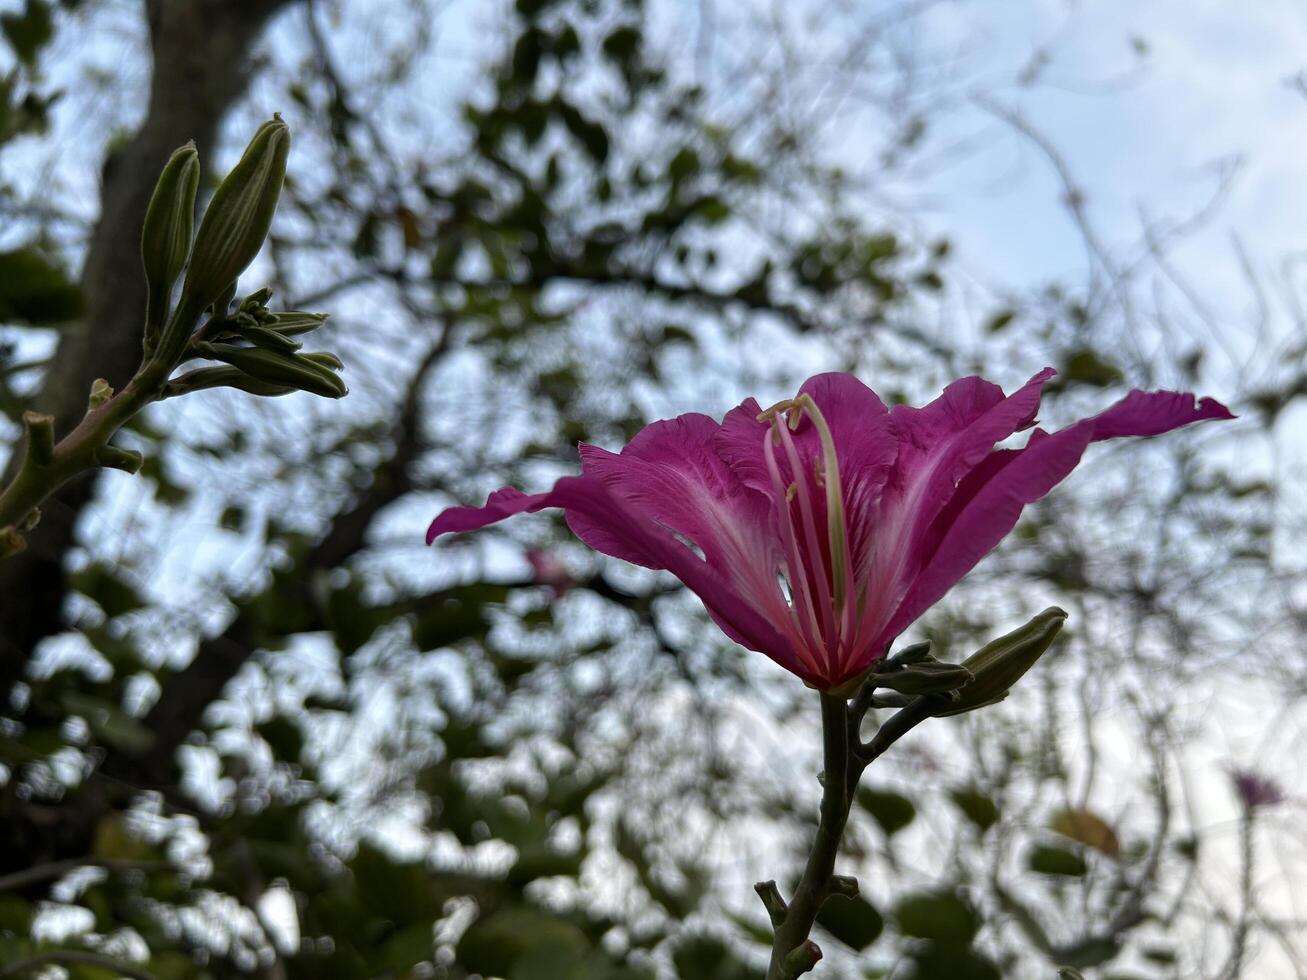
left=0, top=357, right=169, bottom=536
left=765, top=694, right=852, bottom=979
left=761, top=692, right=935, bottom=979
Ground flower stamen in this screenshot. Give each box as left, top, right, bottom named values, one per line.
left=793, top=394, right=850, bottom=614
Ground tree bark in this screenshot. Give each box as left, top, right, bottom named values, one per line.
left=0, top=0, right=298, bottom=691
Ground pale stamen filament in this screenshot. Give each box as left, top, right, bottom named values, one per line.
left=763, top=429, right=827, bottom=665
left=757, top=394, right=859, bottom=679
left=774, top=419, right=839, bottom=669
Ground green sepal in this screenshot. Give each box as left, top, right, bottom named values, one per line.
left=887, top=640, right=932, bottom=666
left=873, top=660, right=973, bottom=697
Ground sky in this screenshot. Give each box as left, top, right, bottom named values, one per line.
left=918, top=0, right=1307, bottom=333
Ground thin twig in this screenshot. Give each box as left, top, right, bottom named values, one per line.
left=0, top=949, right=157, bottom=980
left=0, top=857, right=167, bottom=894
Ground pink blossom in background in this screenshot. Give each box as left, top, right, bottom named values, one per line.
left=428, top=371, right=1232, bottom=690
left=1228, top=767, right=1285, bottom=811
left=526, top=548, right=575, bottom=596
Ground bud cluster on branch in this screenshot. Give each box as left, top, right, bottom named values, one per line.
left=0, top=116, right=347, bottom=559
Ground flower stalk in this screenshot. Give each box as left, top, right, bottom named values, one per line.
left=758, top=608, right=1069, bottom=976
left=759, top=689, right=939, bottom=978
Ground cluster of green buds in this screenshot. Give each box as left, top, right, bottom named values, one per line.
left=142, top=114, right=346, bottom=399
left=165, top=288, right=345, bottom=399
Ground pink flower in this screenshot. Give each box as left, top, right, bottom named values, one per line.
left=428, top=371, right=1231, bottom=690
left=526, top=548, right=575, bottom=596
left=1228, top=767, right=1284, bottom=811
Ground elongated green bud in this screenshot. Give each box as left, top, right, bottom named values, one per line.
left=141, top=141, right=200, bottom=350
left=268, top=311, right=330, bottom=336
left=240, top=324, right=302, bottom=353
left=193, top=341, right=347, bottom=398
left=299, top=351, right=344, bottom=371
left=161, top=366, right=296, bottom=399
left=930, top=607, right=1068, bottom=717
left=179, top=116, right=290, bottom=317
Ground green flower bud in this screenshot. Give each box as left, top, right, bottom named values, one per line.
left=193, top=341, right=347, bottom=398
left=930, top=607, right=1068, bottom=717
left=268, top=311, right=329, bottom=336
left=299, top=351, right=344, bottom=371
left=239, top=323, right=302, bottom=353
left=161, top=366, right=295, bottom=399
left=240, top=286, right=274, bottom=311
left=140, top=141, right=200, bottom=350
left=179, top=115, right=291, bottom=318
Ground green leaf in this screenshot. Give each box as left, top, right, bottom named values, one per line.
left=670, top=934, right=757, bottom=980
left=512, top=27, right=544, bottom=83
left=601, top=25, right=641, bottom=65
left=910, top=947, right=1001, bottom=980
left=2, top=0, right=53, bottom=65
left=219, top=504, right=247, bottom=532
left=1143, top=946, right=1177, bottom=965
left=373, top=922, right=434, bottom=972
left=457, top=906, right=589, bottom=977
left=693, top=195, right=731, bottom=224
left=0, top=894, right=32, bottom=933
left=61, top=692, right=154, bottom=754
left=726, top=911, right=773, bottom=947
left=984, top=309, right=1017, bottom=333
left=349, top=842, right=443, bottom=923
left=409, top=583, right=508, bottom=650
left=1059, top=348, right=1123, bottom=388
left=816, top=893, right=884, bottom=951
left=1028, top=843, right=1088, bottom=877
left=949, top=787, right=999, bottom=832
left=68, top=563, right=148, bottom=619
left=557, top=100, right=609, bottom=162
left=0, top=248, right=83, bottom=324
left=856, top=787, right=916, bottom=837
left=257, top=716, right=304, bottom=761
left=507, top=844, right=584, bottom=886
left=668, top=147, right=700, bottom=183
left=894, top=891, right=979, bottom=944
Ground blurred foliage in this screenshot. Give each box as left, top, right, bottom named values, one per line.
left=0, top=0, right=1300, bottom=978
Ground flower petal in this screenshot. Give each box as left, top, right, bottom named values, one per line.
left=883, top=388, right=1234, bottom=640
left=713, top=397, right=773, bottom=493
left=578, top=414, right=811, bottom=668
left=840, top=370, right=1056, bottom=657
left=428, top=472, right=808, bottom=680
left=579, top=413, right=772, bottom=568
